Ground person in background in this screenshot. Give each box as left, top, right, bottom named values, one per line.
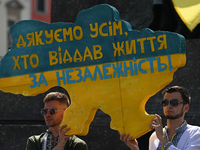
left=120, top=86, right=200, bottom=150
left=26, top=92, right=88, bottom=150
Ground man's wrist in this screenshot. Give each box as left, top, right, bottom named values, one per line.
left=163, top=141, right=173, bottom=150
left=160, top=136, right=169, bottom=147
left=52, top=144, right=64, bottom=150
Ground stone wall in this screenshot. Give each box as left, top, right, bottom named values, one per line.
left=0, top=1, right=199, bottom=150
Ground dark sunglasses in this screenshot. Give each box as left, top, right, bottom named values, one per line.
left=40, top=108, right=66, bottom=116
left=161, top=99, right=185, bottom=107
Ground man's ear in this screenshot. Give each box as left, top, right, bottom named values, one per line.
left=184, top=104, right=189, bottom=113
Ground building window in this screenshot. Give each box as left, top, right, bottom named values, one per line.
left=8, top=20, right=15, bottom=27
left=36, top=0, right=46, bottom=13
left=8, top=19, right=16, bottom=49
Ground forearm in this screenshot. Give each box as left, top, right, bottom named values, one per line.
left=159, top=136, right=169, bottom=148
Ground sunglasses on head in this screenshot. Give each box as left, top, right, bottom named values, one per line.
left=161, top=99, right=185, bottom=107
left=40, top=108, right=66, bottom=116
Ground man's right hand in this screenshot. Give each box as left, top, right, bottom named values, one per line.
left=119, top=132, right=139, bottom=150
left=53, top=125, right=72, bottom=150
left=150, top=114, right=168, bottom=147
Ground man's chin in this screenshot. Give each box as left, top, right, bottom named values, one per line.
left=165, top=115, right=176, bottom=119
left=46, top=122, right=55, bottom=127
left=165, top=114, right=183, bottom=120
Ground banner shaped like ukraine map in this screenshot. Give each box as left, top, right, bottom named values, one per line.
left=0, top=4, right=186, bottom=139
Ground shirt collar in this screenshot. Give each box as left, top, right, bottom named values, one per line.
left=176, top=120, right=187, bottom=133
left=164, top=120, right=187, bottom=138
left=46, top=129, right=59, bottom=137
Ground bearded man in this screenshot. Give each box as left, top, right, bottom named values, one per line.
left=120, top=86, right=200, bottom=150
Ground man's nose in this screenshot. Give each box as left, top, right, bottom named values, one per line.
left=45, top=110, right=52, bottom=116
left=166, top=102, right=172, bottom=107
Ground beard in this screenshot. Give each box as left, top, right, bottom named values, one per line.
left=46, top=120, right=61, bottom=128
left=45, top=113, right=63, bottom=127
left=164, top=107, right=184, bottom=119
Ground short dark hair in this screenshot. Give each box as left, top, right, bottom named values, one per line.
left=162, top=86, right=191, bottom=104
left=43, top=92, right=70, bottom=107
